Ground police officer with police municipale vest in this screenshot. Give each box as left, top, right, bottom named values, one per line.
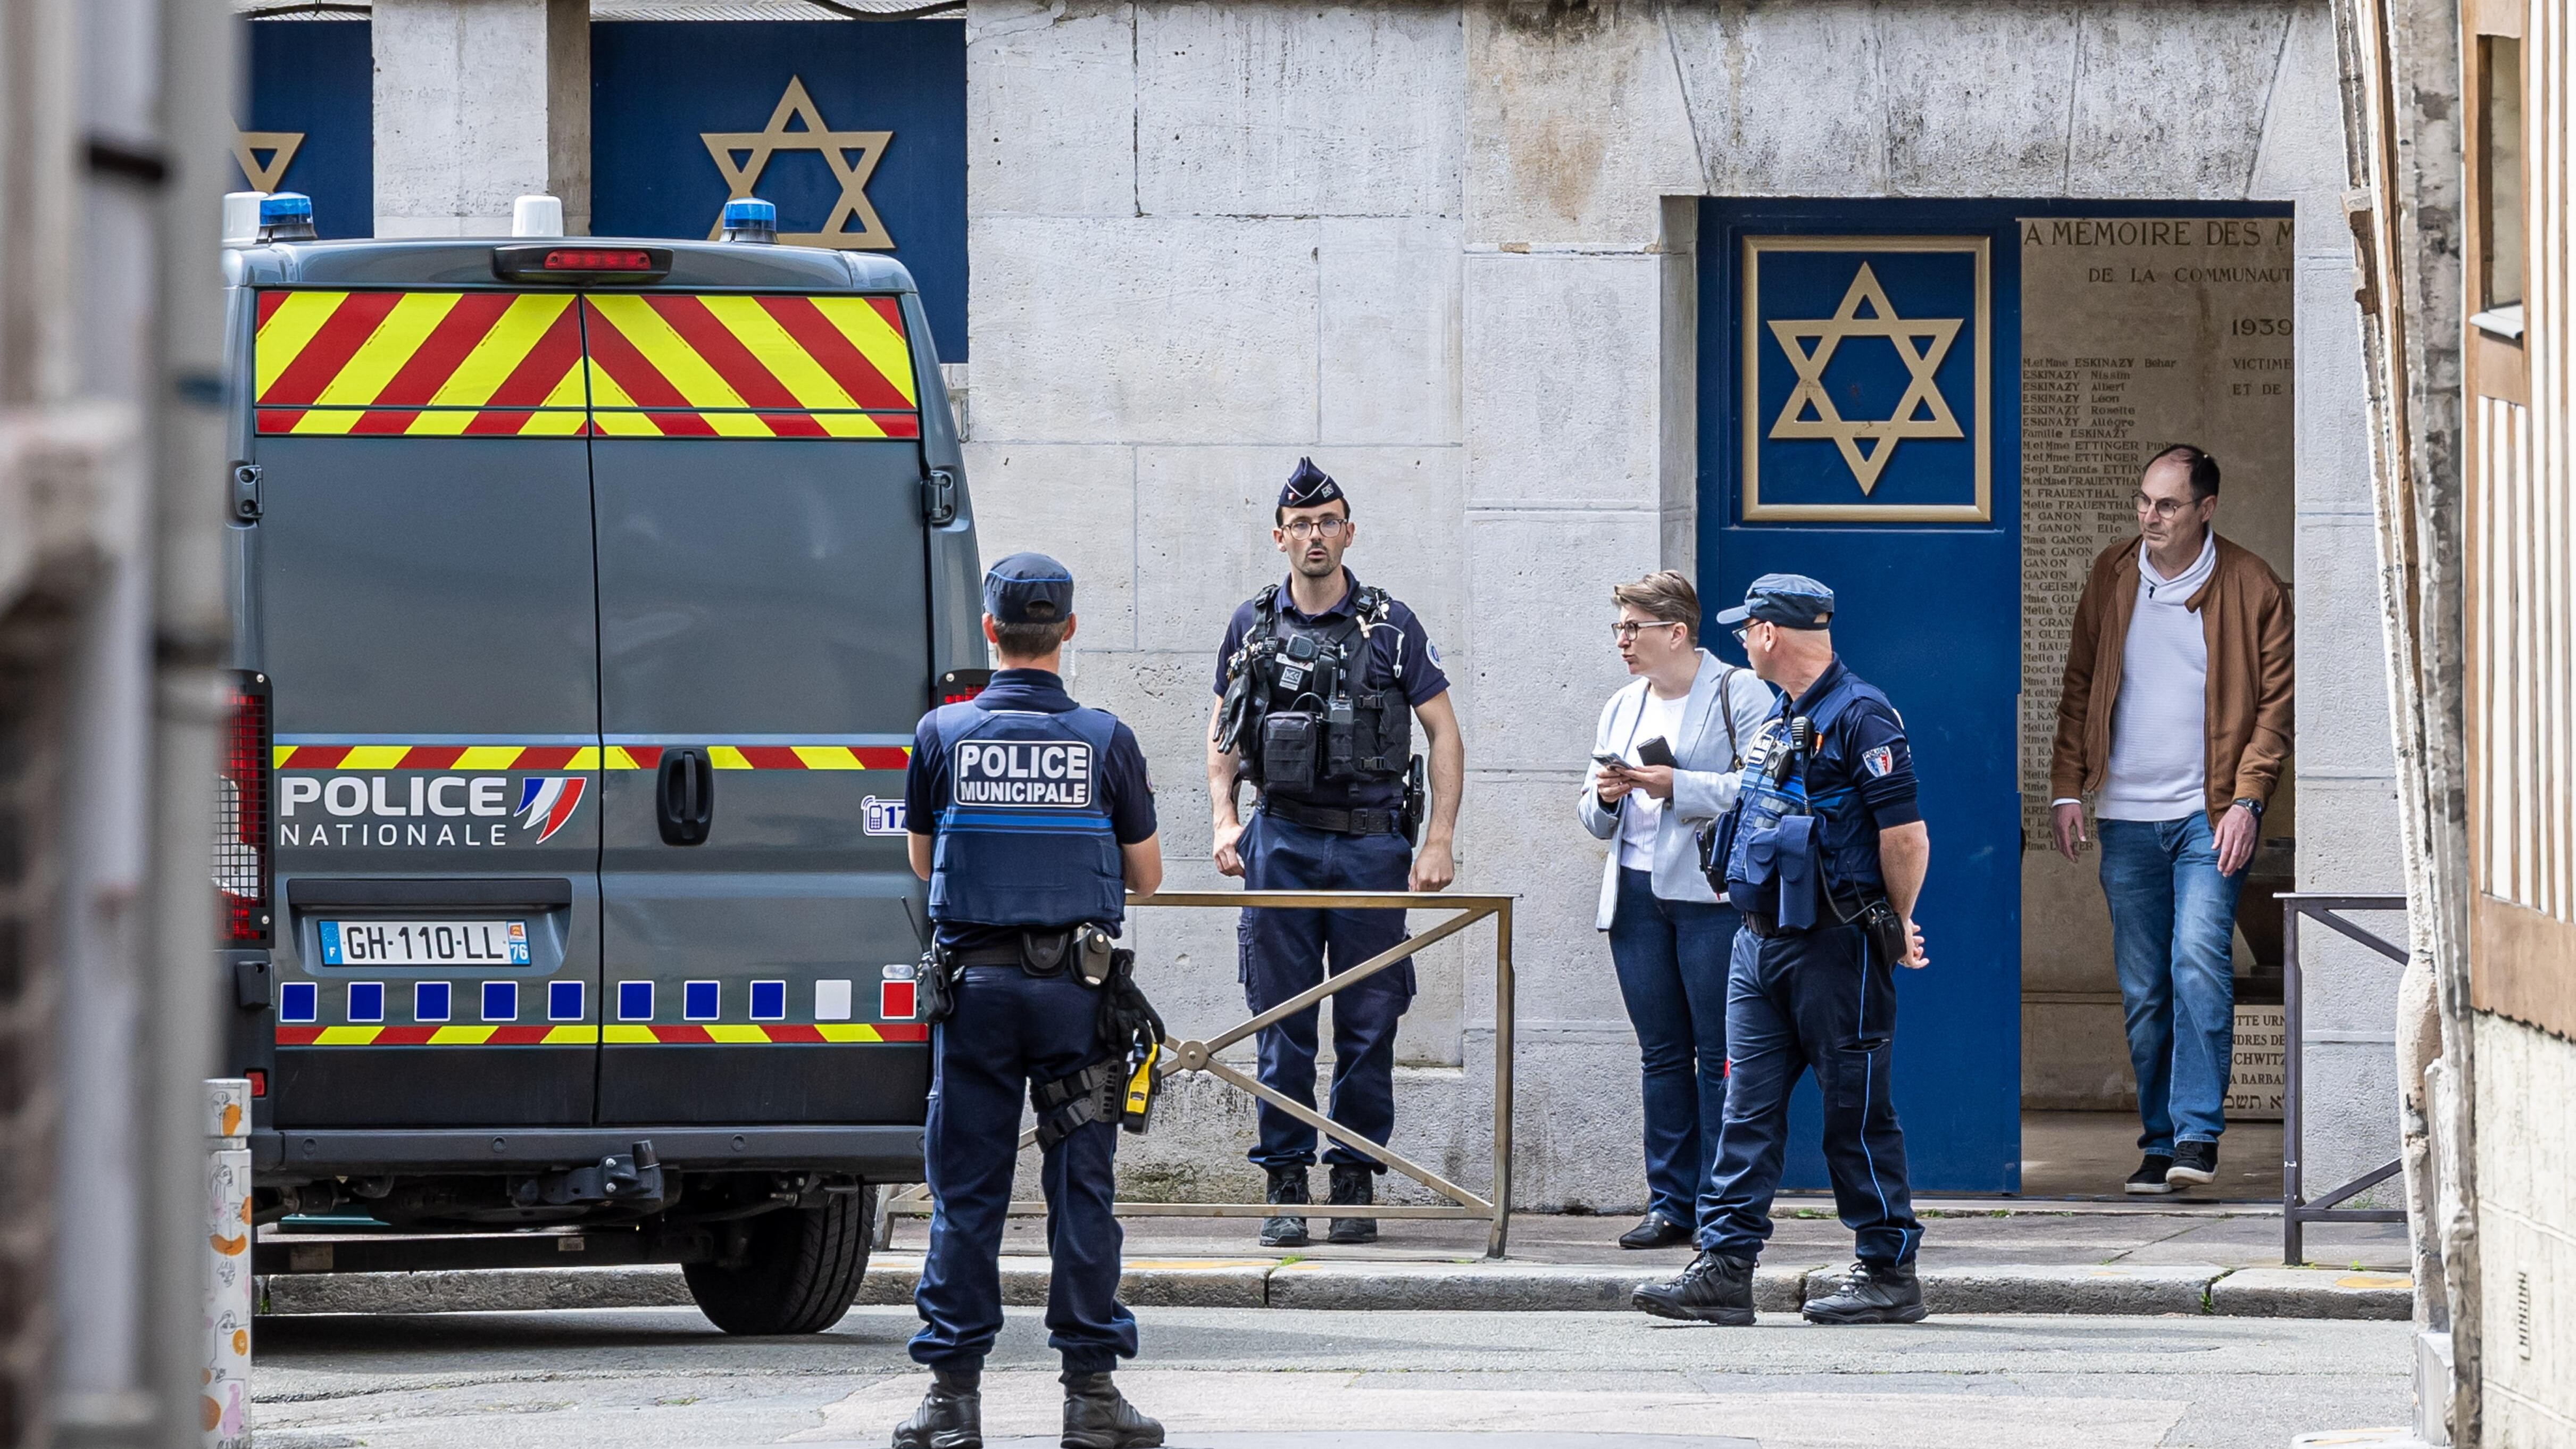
left=1207, top=460, right=1464, bottom=1248
left=1631, top=574, right=1933, bottom=1327
left=897, top=554, right=1168, bottom=1449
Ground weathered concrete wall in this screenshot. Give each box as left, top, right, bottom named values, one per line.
left=374, top=0, right=590, bottom=237
left=2474, top=1012, right=2576, bottom=1444
left=960, top=0, right=2391, bottom=1211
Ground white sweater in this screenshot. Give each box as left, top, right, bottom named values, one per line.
left=2097, top=532, right=2216, bottom=821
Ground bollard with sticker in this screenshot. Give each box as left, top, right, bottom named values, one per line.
left=204, top=1078, right=253, bottom=1449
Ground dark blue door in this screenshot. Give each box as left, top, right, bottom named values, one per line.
left=1700, top=201, right=2024, bottom=1193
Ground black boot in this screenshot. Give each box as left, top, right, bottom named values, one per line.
left=890, top=1365, right=982, bottom=1449
left=1327, top=1164, right=1378, bottom=1244
left=1800, top=1260, right=1927, bottom=1325
left=1260, top=1166, right=1310, bottom=1247
left=1061, top=1370, right=1163, bottom=1449
left=1629, top=1248, right=1756, bottom=1326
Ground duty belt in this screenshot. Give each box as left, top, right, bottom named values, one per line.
left=1260, top=796, right=1403, bottom=837
left=951, top=929, right=1076, bottom=973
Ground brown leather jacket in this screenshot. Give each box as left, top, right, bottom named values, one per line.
left=2047, top=534, right=2294, bottom=824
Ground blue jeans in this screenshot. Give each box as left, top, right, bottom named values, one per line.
left=1604, top=867, right=1738, bottom=1228
left=2097, top=814, right=2246, bottom=1154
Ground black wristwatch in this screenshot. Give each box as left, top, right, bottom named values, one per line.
left=2230, top=797, right=2264, bottom=818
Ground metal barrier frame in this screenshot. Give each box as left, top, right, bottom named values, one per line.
left=877, top=890, right=1518, bottom=1259
left=2280, top=892, right=2410, bottom=1265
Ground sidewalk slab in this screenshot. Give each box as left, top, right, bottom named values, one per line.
left=1265, top=1260, right=1819, bottom=1313
left=1807, top=1262, right=2224, bottom=1316
left=2210, top=1268, right=2413, bottom=1320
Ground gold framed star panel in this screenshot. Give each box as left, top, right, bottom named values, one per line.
left=1740, top=235, right=1991, bottom=522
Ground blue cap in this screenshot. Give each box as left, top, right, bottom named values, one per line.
left=259, top=193, right=312, bottom=224
left=982, top=552, right=1075, bottom=624
left=722, top=197, right=776, bottom=228
left=1279, top=457, right=1343, bottom=512
left=1713, top=573, right=1836, bottom=630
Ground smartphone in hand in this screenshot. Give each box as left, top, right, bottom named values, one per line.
left=1634, top=736, right=1676, bottom=768
left=1591, top=751, right=1630, bottom=772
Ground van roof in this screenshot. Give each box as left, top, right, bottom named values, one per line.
left=226, top=236, right=919, bottom=294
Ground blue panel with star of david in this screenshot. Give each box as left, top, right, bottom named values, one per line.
left=1748, top=246, right=1984, bottom=514
left=242, top=20, right=373, bottom=239
left=591, top=21, right=968, bottom=362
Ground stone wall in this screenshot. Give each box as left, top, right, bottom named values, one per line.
left=2474, top=1012, right=2576, bottom=1444
left=958, top=0, right=2395, bottom=1209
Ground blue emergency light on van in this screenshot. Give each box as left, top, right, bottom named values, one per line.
left=257, top=191, right=317, bottom=242
left=720, top=196, right=777, bottom=244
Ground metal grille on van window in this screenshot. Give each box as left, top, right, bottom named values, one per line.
left=215, top=672, right=272, bottom=946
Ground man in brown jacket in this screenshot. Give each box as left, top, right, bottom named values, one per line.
left=2047, top=444, right=2293, bottom=1196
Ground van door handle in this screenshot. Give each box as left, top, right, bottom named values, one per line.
left=656, top=747, right=714, bottom=846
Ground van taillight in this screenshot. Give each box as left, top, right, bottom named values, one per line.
left=216, top=672, right=272, bottom=946
left=937, top=668, right=992, bottom=706
left=543, top=247, right=654, bottom=272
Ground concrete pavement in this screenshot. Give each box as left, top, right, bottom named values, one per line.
left=256, top=1203, right=2417, bottom=1320
left=248, top=1303, right=2416, bottom=1449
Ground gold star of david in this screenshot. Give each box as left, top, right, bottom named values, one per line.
left=700, top=76, right=895, bottom=251
left=232, top=130, right=304, bottom=193
left=1766, top=262, right=1965, bottom=494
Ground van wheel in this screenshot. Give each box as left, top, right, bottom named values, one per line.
left=683, top=1185, right=875, bottom=1335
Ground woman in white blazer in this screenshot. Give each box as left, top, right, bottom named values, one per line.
left=1577, top=572, right=1775, bottom=1250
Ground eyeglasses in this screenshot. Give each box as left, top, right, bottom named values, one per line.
left=1280, top=517, right=1349, bottom=539
left=2132, top=493, right=2197, bottom=521
left=1612, top=619, right=1687, bottom=642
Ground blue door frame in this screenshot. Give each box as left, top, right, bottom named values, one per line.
left=1698, top=198, right=2289, bottom=1194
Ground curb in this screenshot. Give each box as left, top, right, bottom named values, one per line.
left=255, top=1259, right=2412, bottom=1320
left=2208, top=1268, right=2413, bottom=1321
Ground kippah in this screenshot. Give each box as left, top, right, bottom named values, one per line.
left=1280, top=457, right=1343, bottom=510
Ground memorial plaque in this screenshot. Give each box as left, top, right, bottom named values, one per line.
left=2017, top=218, right=2296, bottom=847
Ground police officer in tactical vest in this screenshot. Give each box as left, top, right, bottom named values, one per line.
left=897, top=554, right=1168, bottom=1449
left=1208, top=459, right=1464, bottom=1247
left=1631, top=574, right=1933, bottom=1327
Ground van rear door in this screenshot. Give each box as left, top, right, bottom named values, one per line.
left=252, top=288, right=603, bottom=1128
left=582, top=291, right=933, bottom=1124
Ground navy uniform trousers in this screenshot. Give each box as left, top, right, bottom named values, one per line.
left=1237, top=810, right=1414, bottom=1172
left=911, top=965, right=1136, bottom=1372
left=1695, top=919, right=1924, bottom=1267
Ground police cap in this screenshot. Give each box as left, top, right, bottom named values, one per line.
left=983, top=552, right=1075, bottom=623
left=1712, top=573, right=1834, bottom=630
left=1279, top=456, right=1344, bottom=512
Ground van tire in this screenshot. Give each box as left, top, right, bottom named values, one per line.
left=683, top=1185, right=875, bottom=1335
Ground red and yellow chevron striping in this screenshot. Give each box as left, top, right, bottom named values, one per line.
left=255, top=290, right=588, bottom=436
left=251, top=289, right=921, bottom=438
left=276, top=1022, right=928, bottom=1046
left=581, top=294, right=919, bottom=439
left=270, top=744, right=911, bottom=771
left=277, top=1024, right=601, bottom=1046
left=604, top=1023, right=929, bottom=1045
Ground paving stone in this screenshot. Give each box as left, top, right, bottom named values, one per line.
left=2209, top=1267, right=2414, bottom=1321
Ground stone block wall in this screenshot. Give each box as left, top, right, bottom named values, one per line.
left=960, top=0, right=2389, bottom=1211
left=2475, top=1012, right=2576, bottom=1444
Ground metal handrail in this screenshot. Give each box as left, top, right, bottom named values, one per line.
left=2280, top=892, right=2410, bottom=1265
left=876, top=889, right=1519, bottom=1258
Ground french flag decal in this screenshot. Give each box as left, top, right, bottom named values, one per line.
left=514, top=776, right=588, bottom=844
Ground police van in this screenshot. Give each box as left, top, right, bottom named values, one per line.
left=214, top=195, right=984, bottom=1333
